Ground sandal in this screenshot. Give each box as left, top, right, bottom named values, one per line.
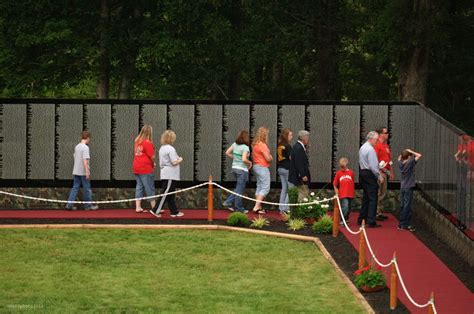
left=135, top=208, right=148, bottom=213
left=257, top=209, right=266, bottom=214
left=252, top=207, right=261, bottom=213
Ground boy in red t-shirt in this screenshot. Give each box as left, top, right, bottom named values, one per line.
left=333, top=158, right=355, bottom=224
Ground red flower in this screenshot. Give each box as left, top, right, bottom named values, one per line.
left=376, top=265, right=383, bottom=271
left=354, top=269, right=362, bottom=275
left=362, top=266, right=370, bottom=271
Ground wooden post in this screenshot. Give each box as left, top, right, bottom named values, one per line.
left=390, top=252, right=398, bottom=310
left=207, top=175, right=213, bottom=222
left=358, top=220, right=366, bottom=269
left=428, top=292, right=435, bottom=314
left=332, top=198, right=340, bottom=237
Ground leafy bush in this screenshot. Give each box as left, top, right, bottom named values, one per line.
left=288, top=187, right=299, bottom=205
left=250, top=215, right=270, bottom=229
left=287, top=218, right=306, bottom=231
left=290, top=192, right=330, bottom=220
left=312, top=214, right=333, bottom=234
left=354, top=265, right=386, bottom=288
left=227, top=212, right=250, bottom=227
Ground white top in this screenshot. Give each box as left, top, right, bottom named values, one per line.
left=72, top=143, right=90, bottom=176
left=159, top=144, right=180, bottom=180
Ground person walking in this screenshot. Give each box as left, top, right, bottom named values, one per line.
left=66, top=130, right=99, bottom=210
left=454, top=134, right=471, bottom=230
left=222, top=130, right=252, bottom=213
left=150, top=130, right=184, bottom=218
left=358, top=131, right=383, bottom=228
left=398, top=149, right=422, bottom=231
left=277, top=128, right=293, bottom=213
left=133, top=124, right=157, bottom=213
left=289, top=130, right=311, bottom=201
left=252, top=127, right=272, bottom=214
left=374, top=126, right=393, bottom=221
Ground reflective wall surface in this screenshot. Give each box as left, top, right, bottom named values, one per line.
left=0, top=100, right=471, bottom=230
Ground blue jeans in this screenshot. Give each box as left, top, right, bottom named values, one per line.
left=340, top=198, right=352, bottom=220
left=399, top=188, right=414, bottom=227
left=278, top=168, right=289, bottom=212
left=135, top=174, right=155, bottom=199
left=224, top=169, right=248, bottom=212
left=67, top=175, right=93, bottom=209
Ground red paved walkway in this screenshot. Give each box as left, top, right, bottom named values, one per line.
left=340, top=214, right=474, bottom=314
left=0, top=208, right=283, bottom=221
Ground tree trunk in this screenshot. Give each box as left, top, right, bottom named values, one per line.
left=227, top=0, right=242, bottom=100
left=117, top=4, right=143, bottom=99
left=397, top=0, right=433, bottom=104
left=96, top=0, right=110, bottom=99
left=313, top=0, right=341, bottom=100
left=398, top=46, right=430, bottom=103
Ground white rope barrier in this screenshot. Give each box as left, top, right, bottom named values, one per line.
left=334, top=194, right=438, bottom=313
left=211, top=182, right=336, bottom=207
left=394, top=260, right=436, bottom=312
left=0, top=182, right=209, bottom=205
left=335, top=195, right=361, bottom=235
left=362, top=228, right=395, bottom=268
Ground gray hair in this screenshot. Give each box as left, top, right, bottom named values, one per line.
left=298, top=130, right=310, bottom=140
left=366, top=131, right=379, bottom=140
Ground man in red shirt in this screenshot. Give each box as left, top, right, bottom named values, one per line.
left=333, top=158, right=355, bottom=224
left=375, top=127, right=393, bottom=221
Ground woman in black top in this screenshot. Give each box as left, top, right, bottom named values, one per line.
left=277, top=128, right=293, bottom=213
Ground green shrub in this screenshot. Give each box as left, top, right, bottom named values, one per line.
left=227, top=212, right=250, bottom=227
left=290, top=192, right=329, bottom=220
left=288, top=187, right=299, bottom=205
left=250, top=215, right=270, bottom=229
left=312, top=214, right=333, bottom=234
left=287, top=218, right=306, bottom=231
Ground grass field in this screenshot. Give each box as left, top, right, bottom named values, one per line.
left=0, top=228, right=366, bottom=313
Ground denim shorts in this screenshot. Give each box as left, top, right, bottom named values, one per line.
left=253, top=165, right=271, bottom=197
left=135, top=174, right=155, bottom=198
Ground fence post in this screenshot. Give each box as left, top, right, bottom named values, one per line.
left=390, top=252, right=397, bottom=310
left=428, top=292, right=435, bottom=314
left=208, top=175, right=213, bottom=222
left=358, top=220, right=366, bottom=269
left=332, top=197, right=340, bottom=237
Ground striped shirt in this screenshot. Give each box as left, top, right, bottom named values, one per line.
left=359, top=141, right=380, bottom=178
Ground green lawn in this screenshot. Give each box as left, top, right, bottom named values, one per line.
left=0, top=229, right=366, bottom=313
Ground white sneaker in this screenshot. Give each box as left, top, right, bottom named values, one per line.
left=86, top=205, right=99, bottom=210
left=150, top=210, right=162, bottom=218
left=170, top=212, right=184, bottom=217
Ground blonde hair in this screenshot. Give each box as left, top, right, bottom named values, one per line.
left=339, top=158, right=349, bottom=168
left=252, top=127, right=269, bottom=146
left=135, top=124, right=153, bottom=144
left=160, top=130, right=177, bottom=145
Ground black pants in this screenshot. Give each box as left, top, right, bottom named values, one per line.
left=153, top=179, right=179, bottom=215
left=358, top=170, right=378, bottom=226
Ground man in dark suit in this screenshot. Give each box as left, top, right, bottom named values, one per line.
left=289, top=130, right=311, bottom=201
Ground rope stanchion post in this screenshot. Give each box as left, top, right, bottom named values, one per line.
left=428, top=292, right=435, bottom=314
left=390, top=252, right=398, bottom=310
left=358, top=220, right=366, bottom=269
left=207, top=175, right=213, bottom=222
left=332, top=197, right=340, bottom=237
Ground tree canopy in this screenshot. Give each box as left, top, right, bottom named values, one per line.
left=0, top=0, right=472, bottom=132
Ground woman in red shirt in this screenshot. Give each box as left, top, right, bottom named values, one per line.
left=133, top=124, right=156, bottom=212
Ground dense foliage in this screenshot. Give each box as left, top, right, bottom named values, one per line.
left=0, top=0, right=472, bottom=132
